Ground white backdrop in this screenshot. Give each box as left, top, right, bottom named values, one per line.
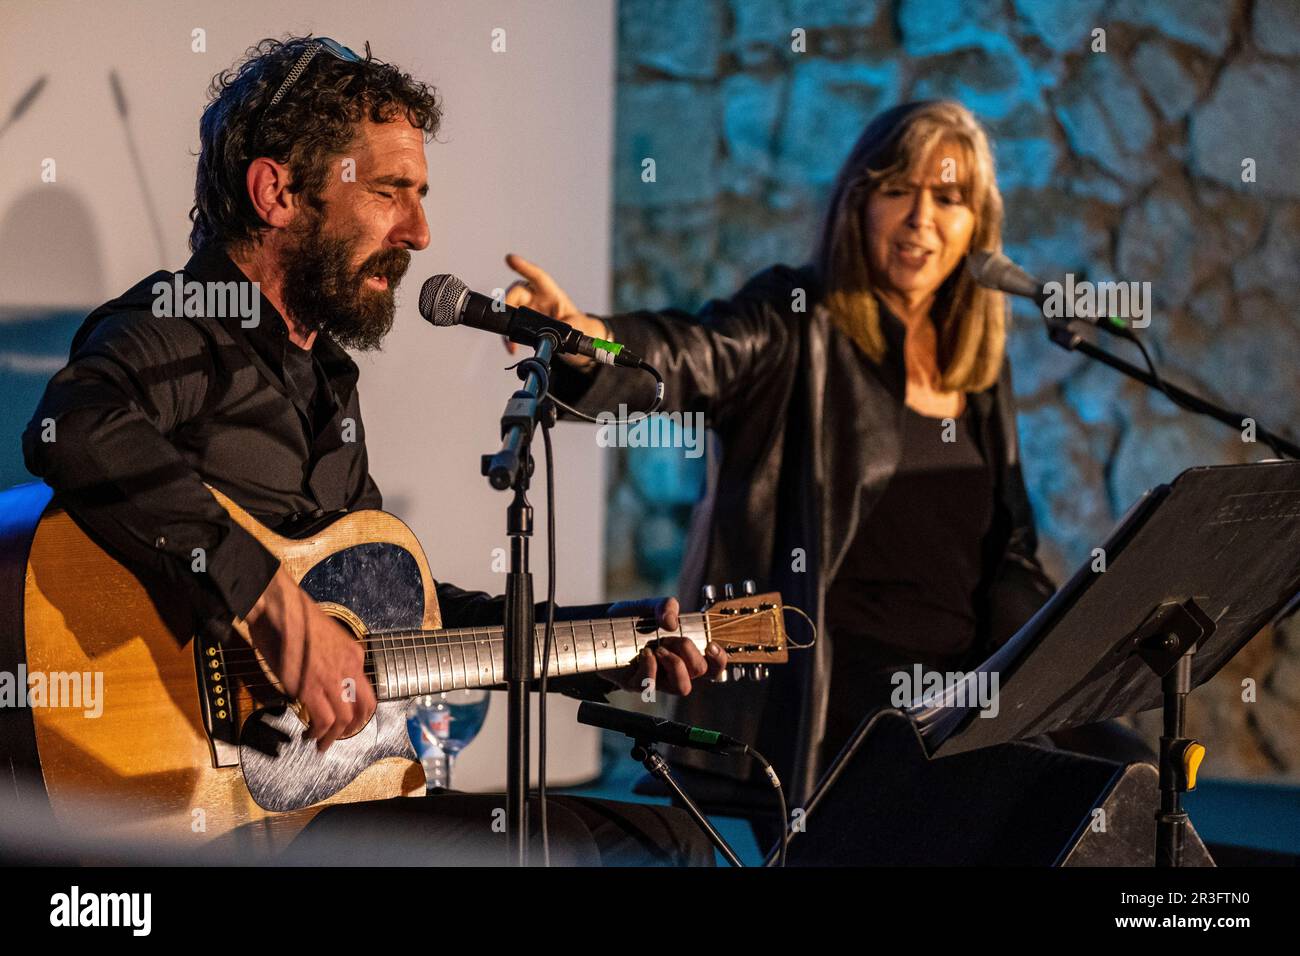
left=0, top=0, right=617, bottom=788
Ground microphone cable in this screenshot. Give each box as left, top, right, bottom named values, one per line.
left=744, top=746, right=789, bottom=867
left=547, top=359, right=665, bottom=421
left=537, top=413, right=558, bottom=866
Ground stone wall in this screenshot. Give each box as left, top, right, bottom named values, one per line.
left=607, top=0, right=1300, bottom=779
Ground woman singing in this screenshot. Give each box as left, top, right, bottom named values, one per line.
left=509, top=101, right=1127, bottom=810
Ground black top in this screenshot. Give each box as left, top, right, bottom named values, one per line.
left=22, top=244, right=378, bottom=623
left=823, top=401, right=995, bottom=716
left=22, top=246, right=614, bottom=668
left=281, top=339, right=326, bottom=438
left=551, top=263, right=1057, bottom=792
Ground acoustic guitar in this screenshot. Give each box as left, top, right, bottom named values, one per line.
left=0, top=482, right=788, bottom=854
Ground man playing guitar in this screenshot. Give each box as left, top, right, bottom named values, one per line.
left=20, top=36, right=727, bottom=865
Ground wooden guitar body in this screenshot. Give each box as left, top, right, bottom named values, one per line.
left=0, top=482, right=429, bottom=855
left=0, top=481, right=791, bottom=860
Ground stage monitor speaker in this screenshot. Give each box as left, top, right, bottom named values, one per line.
left=775, top=709, right=1213, bottom=866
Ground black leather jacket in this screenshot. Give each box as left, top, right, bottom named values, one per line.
left=553, top=264, right=1056, bottom=800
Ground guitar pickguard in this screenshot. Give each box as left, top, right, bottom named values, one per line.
left=238, top=700, right=418, bottom=812
left=231, top=540, right=429, bottom=811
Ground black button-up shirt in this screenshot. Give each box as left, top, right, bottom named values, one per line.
left=23, top=243, right=376, bottom=624
left=21, top=246, right=616, bottom=699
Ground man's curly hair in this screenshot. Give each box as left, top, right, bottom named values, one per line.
left=189, top=36, right=442, bottom=252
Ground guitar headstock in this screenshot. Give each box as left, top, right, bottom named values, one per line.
left=701, top=583, right=789, bottom=676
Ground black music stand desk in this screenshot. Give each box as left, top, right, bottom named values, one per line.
left=785, top=461, right=1300, bottom=866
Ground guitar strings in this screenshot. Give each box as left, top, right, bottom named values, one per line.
left=211, top=610, right=768, bottom=663
left=212, top=611, right=771, bottom=676
left=206, top=611, right=775, bottom=691
left=211, top=613, right=688, bottom=676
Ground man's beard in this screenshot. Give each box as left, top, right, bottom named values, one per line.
left=279, top=209, right=410, bottom=352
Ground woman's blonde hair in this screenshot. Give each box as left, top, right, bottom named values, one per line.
left=814, top=100, right=1007, bottom=393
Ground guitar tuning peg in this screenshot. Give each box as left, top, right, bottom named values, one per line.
left=751, top=664, right=769, bottom=681
left=742, top=579, right=757, bottom=595
left=729, top=663, right=746, bottom=681
left=700, top=584, right=717, bottom=610
left=723, top=583, right=736, bottom=599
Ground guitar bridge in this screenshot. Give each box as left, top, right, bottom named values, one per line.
left=194, top=630, right=240, bottom=767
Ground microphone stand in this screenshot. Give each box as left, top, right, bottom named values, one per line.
left=630, top=739, right=744, bottom=867
left=1042, top=317, right=1300, bottom=460
left=481, top=332, right=560, bottom=866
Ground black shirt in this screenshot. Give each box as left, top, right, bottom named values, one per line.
left=21, top=245, right=597, bottom=653
left=281, top=339, right=326, bottom=437
left=22, top=244, right=375, bottom=625
left=823, top=402, right=994, bottom=710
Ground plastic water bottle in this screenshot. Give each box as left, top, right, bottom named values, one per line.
left=406, top=691, right=489, bottom=791
left=407, top=697, right=452, bottom=791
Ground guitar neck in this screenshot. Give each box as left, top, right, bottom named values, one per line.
left=364, top=614, right=712, bottom=701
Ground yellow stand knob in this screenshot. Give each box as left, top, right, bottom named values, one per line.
left=1183, top=742, right=1206, bottom=790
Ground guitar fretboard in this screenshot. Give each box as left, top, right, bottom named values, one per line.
left=364, top=613, right=712, bottom=700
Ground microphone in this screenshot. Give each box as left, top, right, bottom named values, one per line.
left=966, top=249, right=1048, bottom=306
left=967, top=251, right=1141, bottom=337
left=419, top=274, right=643, bottom=368
left=576, top=701, right=748, bottom=755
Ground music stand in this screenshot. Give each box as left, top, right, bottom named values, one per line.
left=908, top=460, right=1300, bottom=865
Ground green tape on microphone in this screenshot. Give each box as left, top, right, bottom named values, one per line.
left=688, top=727, right=721, bottom=746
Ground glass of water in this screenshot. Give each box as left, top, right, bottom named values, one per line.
left=406, top=690, right=490, bottom=791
